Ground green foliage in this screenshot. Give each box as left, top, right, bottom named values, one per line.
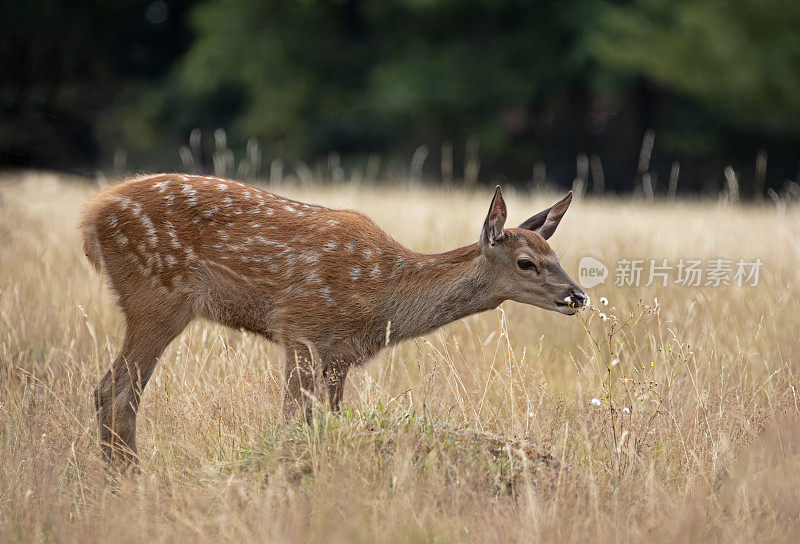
left=592, top=0, right=800, bottom=134
left=5, top=0, right=800, bottom=191
left=122, top=0, right=601, bottom=168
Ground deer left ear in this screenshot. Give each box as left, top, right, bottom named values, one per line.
left=480, top=185, right=507, bottom=247
left=518, top=191, right=572, bottom=240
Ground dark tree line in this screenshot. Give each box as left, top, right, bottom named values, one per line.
left=2, top=0, right=800, bottom=195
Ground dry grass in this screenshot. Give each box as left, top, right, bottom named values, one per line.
left=1, top=171, right=799, bottom=543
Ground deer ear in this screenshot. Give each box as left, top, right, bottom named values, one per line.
left=480, top=185, right=507, bottom=247
left=518, top=191, right=572, bottom=240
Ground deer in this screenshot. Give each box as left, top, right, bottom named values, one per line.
left=80, top=173, right=587, bottom=468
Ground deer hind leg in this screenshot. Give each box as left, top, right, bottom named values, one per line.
left=95, top=303, right=191, bottom=469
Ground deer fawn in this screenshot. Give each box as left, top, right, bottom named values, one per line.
left=81, top=173, right=586, bottom=468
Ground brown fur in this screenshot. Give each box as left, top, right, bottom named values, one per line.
left=81, top=174, right=583, bottom=468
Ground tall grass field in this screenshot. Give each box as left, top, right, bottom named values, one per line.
left=1, top=171, right=799, bottom=542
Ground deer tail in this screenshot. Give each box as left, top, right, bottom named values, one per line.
left=78, top=194, right=107, bottom=274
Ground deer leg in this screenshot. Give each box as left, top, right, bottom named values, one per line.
left=323, top=359, right=350, bottom=412
left=283, top=344, right=318, bottom=423
left=95, top=308, right=189, bottom=470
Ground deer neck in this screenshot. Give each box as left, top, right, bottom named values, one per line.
left=386, top=244, right=501, bottom=343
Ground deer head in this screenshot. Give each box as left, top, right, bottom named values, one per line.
left=479, top=186, right=587, bottom=315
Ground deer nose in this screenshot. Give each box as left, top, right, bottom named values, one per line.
left=569, top=290, right=588, bottom=307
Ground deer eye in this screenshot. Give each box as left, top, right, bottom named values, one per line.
left=517, top=259, right=537, bottom=272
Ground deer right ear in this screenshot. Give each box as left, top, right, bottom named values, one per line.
left=480, top=186, right=507, bottom=247
left=518, top=191, right=572, bottom=240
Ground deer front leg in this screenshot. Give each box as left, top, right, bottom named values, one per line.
left=323, top=359, right=350, bottom=412
left=283, top=345, right=318, bottom=422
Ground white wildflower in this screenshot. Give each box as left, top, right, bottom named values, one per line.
left=599, top=313, right=608, bottom=321
left=600, top=297, right=608, bottom=305
left=591, top=398, right=601, bottom=407
left=622, top=407, right=630, bottom=414
left=611, top=358, right=619, bottom=367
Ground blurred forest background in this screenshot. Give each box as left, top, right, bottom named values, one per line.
left=3, top=0, right=800, bottom=196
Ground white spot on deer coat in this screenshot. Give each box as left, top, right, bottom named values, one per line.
left=184, top=245, right=199, bottom=262
left=370, top=265, right=381, bottom=279
left=164, top=254, right=177, bottom=268
left=350, top=266, right=362, bottom=281
left=323, top=240, right=337, bottom=252
left=298, top=250, right=320, bottom=264
left=153, top=181, right=169, bottom=193
left=114, top=233, right=129, bottom=247
left=165, top=222, right=182, bottom=248
left=363, top=249, right=373, bottom=260
left=319, top=286, right=334, bottom=304
left=181, top=184, right=198, bottom=206
left=305, top=269, right=322, bottom=284
left=109, top=195, right=134, bottom=211
left=107, top=214, right=118, bottom=228
left=202, top=206, right=220, bottom=219
left=138, top=213, right=158, bottom=246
